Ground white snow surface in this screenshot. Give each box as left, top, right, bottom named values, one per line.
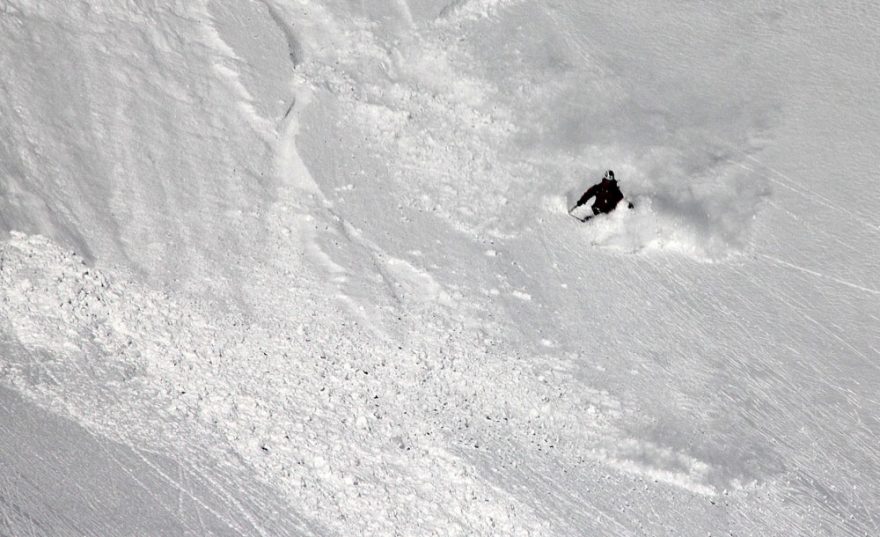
left=1, top=1, right=879, bottom=535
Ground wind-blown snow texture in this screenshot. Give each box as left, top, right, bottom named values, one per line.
left=1, top=1, right=879, bottom=536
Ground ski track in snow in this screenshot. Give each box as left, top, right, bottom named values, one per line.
left=1, top=0, right=879, bottom=535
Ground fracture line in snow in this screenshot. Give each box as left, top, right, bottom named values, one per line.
left=276, top=87, right=322, bottom=195
left=257, top=0, right=304, bottom=68
left=759, top=254, right=880, bottom=296
left=199, top=4, right=277, bottom=142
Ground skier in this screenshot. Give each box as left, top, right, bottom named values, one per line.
left=569, top=170, right=634, bottom=222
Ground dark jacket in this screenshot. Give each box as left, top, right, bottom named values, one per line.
left=574, top=178, right=626, bottom=215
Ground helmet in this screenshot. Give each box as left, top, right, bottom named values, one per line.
left=604, top=170, right=615, bottom=181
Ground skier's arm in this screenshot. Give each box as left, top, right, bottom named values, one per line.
left=571, top=184, right=599, bottom=211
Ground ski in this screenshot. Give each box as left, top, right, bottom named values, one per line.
left=568, top=210, right=592, bottom=223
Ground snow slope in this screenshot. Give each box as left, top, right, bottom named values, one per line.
left=1, top=1, right=878, bottom=535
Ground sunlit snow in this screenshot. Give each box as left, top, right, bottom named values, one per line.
left=1, top=1, right=878, bottom=536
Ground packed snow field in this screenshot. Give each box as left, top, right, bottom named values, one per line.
left=1, top=1, right=878, bottom=535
